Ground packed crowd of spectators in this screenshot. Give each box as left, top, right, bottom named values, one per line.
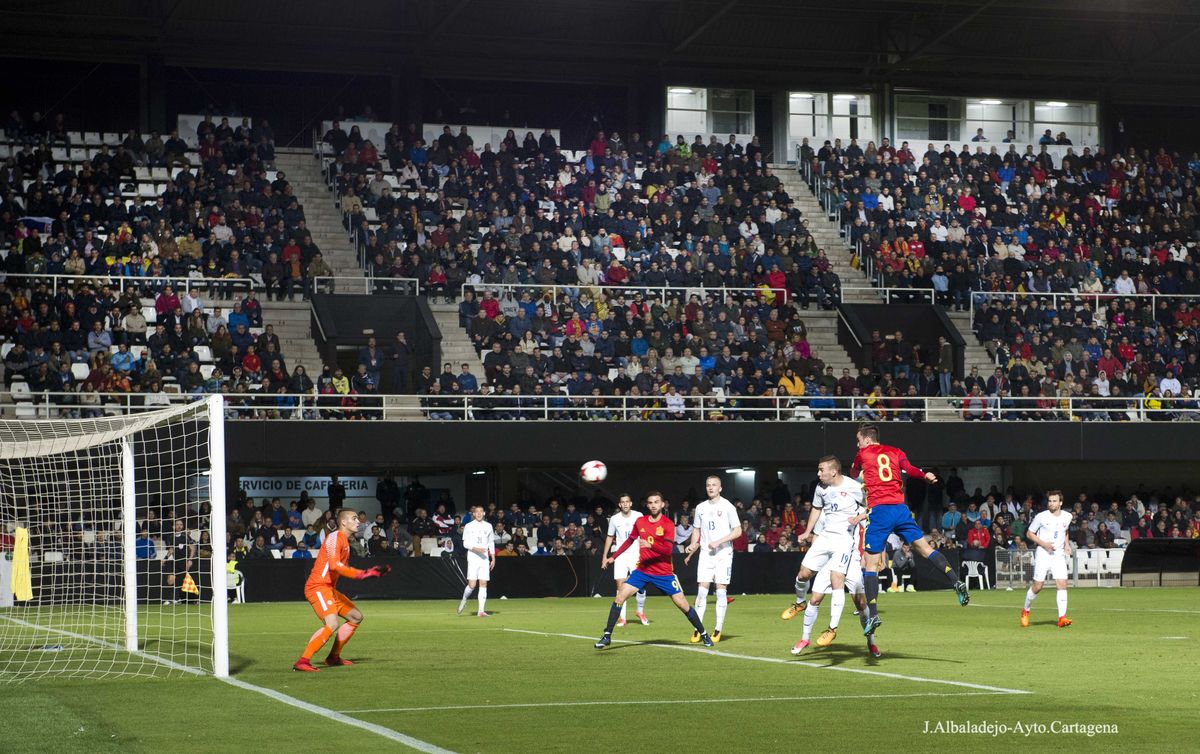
left=0, top=110, right=346, bottom=409
left=320, top=122, right=875, bottom=416
left=0, top=110, right=336, bottom=303
left=804, top=137, right=1200, bottom=419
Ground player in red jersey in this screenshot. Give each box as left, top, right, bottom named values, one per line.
left=595, top=492, right=712, bottom=648
left=851, top=424, right=969, bottom=636
left=293, top=509, right=390, bottom=672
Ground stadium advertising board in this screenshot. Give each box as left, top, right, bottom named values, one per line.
left=238, top=475, right=377, bottom=498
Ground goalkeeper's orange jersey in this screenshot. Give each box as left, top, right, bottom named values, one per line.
left=304, top=530, right=362, bottom=592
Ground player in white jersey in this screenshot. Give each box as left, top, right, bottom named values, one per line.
left=684, top=476, right=742, bottom=643
left=458, top=505, right=496, bottom=617
left=791, top=522, right=880, bottom=657
left=781, top=456, right=865, bottom=648
left=603, top=494, right=648, bottom=627
left=1022, top=490, right=1073, bottom=628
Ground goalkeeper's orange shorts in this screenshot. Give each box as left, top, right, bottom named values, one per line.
left=305, top=587, right=356, bottom=620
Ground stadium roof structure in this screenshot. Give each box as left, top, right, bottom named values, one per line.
left=3, top=0, right=1200, bottom=102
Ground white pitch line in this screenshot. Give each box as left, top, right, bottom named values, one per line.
left=341, top=690, right=1009, bottom=715
left=221, top=677, right=457, bottom=753
left=1159, top=636, right=1189, bottom=640
left=1104, top=608, right=1200, bottom=615
left=0, top=615, right=202, bottom=676
left=504, top=628, right=1031, bottom=695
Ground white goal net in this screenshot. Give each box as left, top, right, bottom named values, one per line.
left=0, top=396, right=227, bottom=682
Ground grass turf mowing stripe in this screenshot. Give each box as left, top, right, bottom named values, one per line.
left=340, top=690, right=1012, bottom=714
left=504, top=628, right=1032, bottom=695
left=1, top=616, right=456, bottom=753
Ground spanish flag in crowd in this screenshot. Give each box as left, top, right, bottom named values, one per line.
left=180, top=572, right=200, bottom=596
left=11, top=527, right=32, bottom=602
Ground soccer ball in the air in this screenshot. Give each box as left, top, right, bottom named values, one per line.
left=580, top=460, right=608, bottom=484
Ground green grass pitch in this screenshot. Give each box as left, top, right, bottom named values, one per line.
left=1, top=588, right=1195, bottom=753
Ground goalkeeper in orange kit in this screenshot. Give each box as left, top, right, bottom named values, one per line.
left=294, top=508, right=390, bottom=672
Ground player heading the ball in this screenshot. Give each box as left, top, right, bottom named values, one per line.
left=851, top=424, right=969, bottom=638
left=596, top=492, right=712, bottom=649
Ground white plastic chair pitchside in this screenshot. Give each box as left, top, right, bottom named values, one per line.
left=963, top=560, right=990, bottom=590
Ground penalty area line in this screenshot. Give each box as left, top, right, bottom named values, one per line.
left=503, top=628, right=1031, bottom=695
left=341, top=690, right=1011, bottom=714
left=221, top=676, right=458, bottom=754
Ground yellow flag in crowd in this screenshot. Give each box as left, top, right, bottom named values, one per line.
left=11, top=527, right=32, bottom=602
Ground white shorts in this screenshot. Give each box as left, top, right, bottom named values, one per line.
left=696, top=550, right=733, bottom=584
left=466, top=556, right=491, bottom=582
left=801, top=536, right=853, bottom=575
left=613, top=557, right=638, bottom=581
left=814, top=559, right=864, bottom=595
left=1032, top=551, right=1068, bottom=582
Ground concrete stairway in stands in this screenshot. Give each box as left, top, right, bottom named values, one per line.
left=256, top=299, right=322, bottom=378
left=947, top=310, right=999, bottom=377
left=772, top=164, right=879, bottom=305
left=429, top=302, right=487, bottom=377
left=274, top=149, right=365, bottom=283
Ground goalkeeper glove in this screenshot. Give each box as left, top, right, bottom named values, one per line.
left=360, top=565, right=392, bottom=579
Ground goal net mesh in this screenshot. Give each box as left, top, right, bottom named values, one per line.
left=0, top=400, right=225, bottom=682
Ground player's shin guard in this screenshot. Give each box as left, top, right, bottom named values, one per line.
left=862, top=571, right=880, bottom=619
left=925, top=549, right=959, bottom=586
left=329, top=621, right=358, bottom=658
left=695, top=585, right=709, bottom=622
left=603, top=602, right=622, bottom=634
left=635, top=590, right=646, bottom=612
left=1024, top=587, right=1037, bottom=610
left=714, top=588, right=728, bottom=632
left=301, top=625, right=334, bottom=660
left=683, top=606, right=706, bottom=635
left=801, top=603, right=820, bottom=642
left=478, top=587, right=487, bottom=613
left=1056, top=588, right=1068, bottom=618
left=828, top=589, right=846, bottom=630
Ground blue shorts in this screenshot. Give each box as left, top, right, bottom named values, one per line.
left=625, top=569, right=682, bottom=596
left=863, top=504, right=925, bottom=554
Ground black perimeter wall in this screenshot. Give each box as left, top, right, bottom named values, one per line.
left=226, top=422, right=1200, bottom=474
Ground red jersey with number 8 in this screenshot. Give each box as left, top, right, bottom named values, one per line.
left=851, top=443, right=925, bottom=508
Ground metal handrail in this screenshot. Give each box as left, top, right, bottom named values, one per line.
left=3, top=272, right=255, bottom=296
left=310, top=275, right=421, bottom=295
left=965, top=290, right=1200, bottom=328
left=7, top=389, right=1192, bottom=422
left=458, top=282, right=789, bottom=303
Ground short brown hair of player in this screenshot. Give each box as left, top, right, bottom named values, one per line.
left=1046, top=489, right=1063, bottom=501
left=818, top=455, right=841, bottom=472
left=857, top=423, right=880, bottom=441
left=645, top=491, right=662, bottom=503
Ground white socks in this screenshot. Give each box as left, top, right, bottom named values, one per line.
left=460, top=586, right=474, bottom=608
left=620, top=601, right=627, bottom=620
left=714, top=588, right=728, bottom=632
left=829, top=589, right=846, bottom=630
left=478, top=587, right=487, bottom=613
left=1056, top=588, right=1067, bottom=618
left=636, top=590, right=646, bottom=612
left=802, top=603, right=820, bottom=641
left=695, top=585, right=709, bottom=621
left=1024, top=587, right=1037, bottom=611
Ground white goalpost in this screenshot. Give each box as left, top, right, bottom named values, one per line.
left=0, top=396, right=227, bottom=682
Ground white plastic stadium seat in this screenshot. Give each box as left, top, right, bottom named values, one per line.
left=141, top=306, right=157, bottom=324
left=194, top=346, right=213, bottom=362
left=200, top=365, right=215, bottom=379
left=71, top=363, right=90, bottom=381
left=963, top=560, right=989, bottom=590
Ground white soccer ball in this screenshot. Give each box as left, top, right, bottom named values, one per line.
left=580, top=460, right=608, bottom=484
